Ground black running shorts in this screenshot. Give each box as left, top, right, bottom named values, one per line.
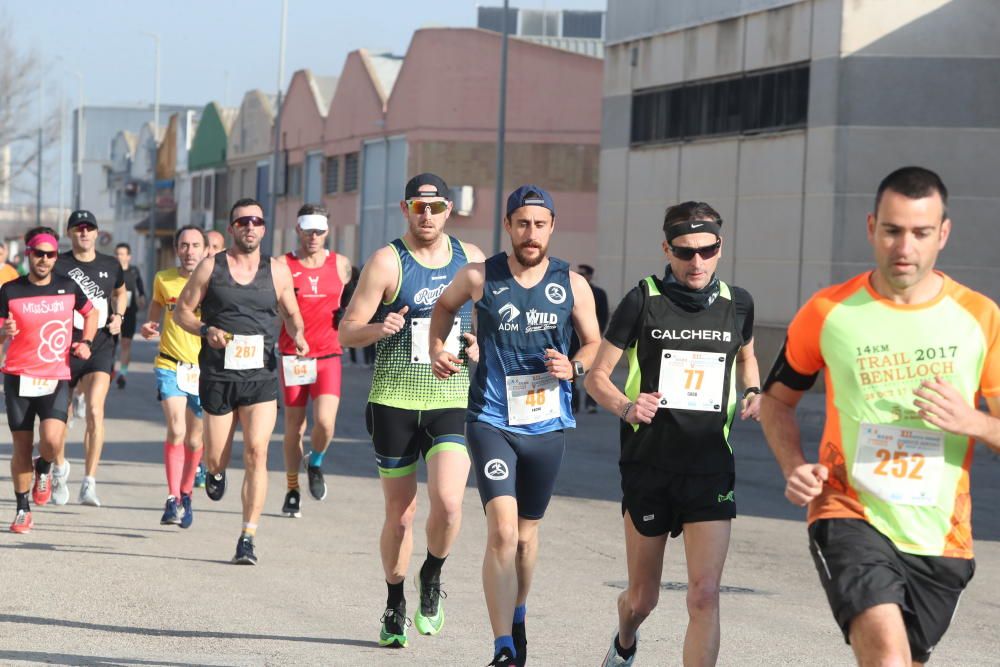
left=200, top=378, right=277, bottom=416
left=466, top=421, right=565, bottom=520
left=3, top=373, right=70, bottom=431
left=365, top=403, right=467, bottom=478
left=808, top=518, right=975, bottom=663
left=121, top=309, right=138, bottom=339
left=69, top=332, right=117, bottom=387
left=620, top=465, right=736, bottom=538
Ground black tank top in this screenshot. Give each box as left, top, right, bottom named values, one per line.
left=199, top=254, right=278, bottom=381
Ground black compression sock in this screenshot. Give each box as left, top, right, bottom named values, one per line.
left=386, top=580, right=405, bottom=610
left=615, top=634, right=637, bottom=659
left=419, top=550, right=447, bottom=582
left=34, top=457, right=52, bottom=475
left=15, top=491, right=29, bottom=512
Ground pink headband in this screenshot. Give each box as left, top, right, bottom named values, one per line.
left=28, top=233, right=59, bottom=249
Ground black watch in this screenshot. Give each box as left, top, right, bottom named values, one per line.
left=742, top=386, right=761, bottom=399
left=572, top=360, right=585, bottom=381
left=79, top=339, right=93, bottom=348
left=199, top=323, right=210, bottom=337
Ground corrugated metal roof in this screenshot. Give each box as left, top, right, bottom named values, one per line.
left=312, top=74, right=340, bottom=115
left=513, top=35, right=605, bottom=58
left=366, top=52, right=405, bottom=103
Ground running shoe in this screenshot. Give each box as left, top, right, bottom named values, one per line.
left=306, top=465, right=327, bottom=501
left=488, top=647, right=517, bottom=665
left=414, top=577, right=446, bottom=636
left=9, top=509, right=33, bottom=534
left=179, top=493, right=193, bottom=529
left=116, top=374, right=126, bottom=389
left=282, top=489, right=302, bottom=518
left=205, top=469, right=226, bottom=501
left=601, top=632, right=637, bottom=667
left=232, top=535, right=257, bottom=565
left=194, top=462, right=206, bottom=488
left=513, top=621, right=527, bottom=665
left=378, top=606, right=409, bottom=648
left=78, top=478, right=101, bottom=506
left=160, top=496, right=182, bottom=525
left=51, top=461, right=71, bottom=505
left=32, top=460, right=52, bottom=506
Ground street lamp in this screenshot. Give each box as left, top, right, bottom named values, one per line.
left=491, top=0, right=511, bottom=254
left=141, top=31, right=161, bottom=291
left=65, top=68, right=84, bottom=232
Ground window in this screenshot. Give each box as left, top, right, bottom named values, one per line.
left=343, top=152, right=359, bottom=192
left=203, top=175, right=213, bottom=211
left=192, top=175, right=202, bottom=210
left=325, top=156, right=339, bottom=194
left=562, top=10, right=603, bottom=39
left=477, top=6, right=518, bottom=33
left=287, top=164, right=303, bottom=197
left=213, top=171, right=228, bottom=223
left=631, top=63, right=810, bottom=146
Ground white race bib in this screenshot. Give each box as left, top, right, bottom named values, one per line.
left=505, top=372, right=561, bottom=425
left=176, top=362, right=200, bottom=395
left=224, top=334, right=265, bottom=370
left=282, top=355, right=317, bottom=386
left=656, top=349, right=726, bottom=412
left=852, top=423, right=944, bottom=506
left=19, top=376, right=58, bottom=397
left=410, top=317, right=462, bottom=364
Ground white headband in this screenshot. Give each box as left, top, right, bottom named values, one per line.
left=297, top=214, right=328, bottom=231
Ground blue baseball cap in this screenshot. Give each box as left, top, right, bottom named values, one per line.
left=505, top=185, right=555, bottom=219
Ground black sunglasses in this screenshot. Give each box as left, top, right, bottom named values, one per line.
left=232, top=216, right=266, bottom=229
left=669, top=240, right=721, bottom=261
left=30, top=249, right=58, bottom=259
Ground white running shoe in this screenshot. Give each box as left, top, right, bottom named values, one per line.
left=601, top=631, right=637, bottom=667
left=78, top=477, right=101, bottom=507
left=51, top=461, right=71, bottom=505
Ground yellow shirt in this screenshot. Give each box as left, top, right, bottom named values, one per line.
left=153, top=267, right=201, bottom=370
left=0, top=263, right=20, bottom=286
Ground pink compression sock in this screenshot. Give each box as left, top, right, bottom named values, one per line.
left=180, top=446, right=204, bottom=496
left=164, top=442, right=184, bottom=498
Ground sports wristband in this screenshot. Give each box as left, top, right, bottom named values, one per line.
left=742, top=386, right=761, bottom=399
left=620, top=401, right=634, bottom=421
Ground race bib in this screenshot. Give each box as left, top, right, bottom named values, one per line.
left=19, top=376, right=57, bottom=397
left=176, top=362, right=200, bottom=395
left=282, top=355, right=317, bottom=386
left=505, top=372, right=561, bottom=425
left=410, top=317, right=462, bottom=364
left=656, top=349, right=726, bottom=412
left=852, top=423, right=944, bottom=506
left=74, top=297, right=109, bottom=330
left=224, top=334, right=265, bottom=370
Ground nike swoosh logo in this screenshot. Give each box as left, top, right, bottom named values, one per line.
left=492, top=287, right=509, bottom=295
left=691, top=223, right=703, bottom=228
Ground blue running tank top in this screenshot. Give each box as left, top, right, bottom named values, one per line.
left=468, top=253, right=576, bottom=434
left=369, top=235, right=473, bottom=410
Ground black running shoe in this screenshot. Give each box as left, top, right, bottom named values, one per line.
left=306, top=465, right=327, bottom=500
left=232, top=535, right=257, bottom=565
left=205, top=469, right=226, bottom=501
left=488, top=647, right=517, bottom=666
left=378, top=605, right=409, bottom=648
left=282, top=488, right=302, bottom=518
left=513, top=621, right=527, bottom=665
left=116, top=374, right=126, bottom=389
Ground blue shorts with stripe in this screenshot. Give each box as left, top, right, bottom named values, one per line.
left=365, top=403, right=468, bottom=478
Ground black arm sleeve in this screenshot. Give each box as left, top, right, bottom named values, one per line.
left=731, top=286, right=755, bottom=344
left=604, top=285, right=645, bottom=350
left=0, top=283, right=9, bottom=319
left=764, top=339, right=820, bottom=392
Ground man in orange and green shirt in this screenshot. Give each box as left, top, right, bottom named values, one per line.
left=761, top=166, right=1000, bottom=666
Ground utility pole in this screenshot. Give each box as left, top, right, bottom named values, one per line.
left=491, top=0, right=511, bottom=254
left=266, top=0, right=288, bottom=257
left=142, top=32, right=161, bottom=290
left=36, top=81, right=44, bottom=226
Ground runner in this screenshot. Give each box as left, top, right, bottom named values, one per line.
left=339, top=173, right=485, bottom=648
left=276, top=204, right=351, bottom=517
left=206, top=230, right=226, bottom=257
left=53, top=210, right=127, bottom=507
left=584, top=201, right=761, bottom=667
left=140, top=226, right=208, bottom=528
left=429, top=184, right=600, bottom=666
left=760, top=166, right=1000, bottom=665
left=113, top=242, right=145, bottom=389
left=174, top=198, right=307, bottom=564
left=1, top=230, right=97, bottom=532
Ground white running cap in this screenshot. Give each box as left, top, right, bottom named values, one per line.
left=297, top=214, right=328, bottom=231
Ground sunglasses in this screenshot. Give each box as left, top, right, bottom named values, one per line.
left=30, top=249, right=58, bottom=259
left=669, top=240, right=721, bottom=261
left=232, top=216, right=266, bottom=229
left=72, top=224, right=97, bottom=233
left=406, top=200, right=449, bottom=215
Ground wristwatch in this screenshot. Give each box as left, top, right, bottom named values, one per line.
left=79, top=339, right=93, bottom=348
left=199, top=323, right=210, bottom=337
left=572, top=360, right=585, bottom=381
left=742, top=386, right=761, bottom=399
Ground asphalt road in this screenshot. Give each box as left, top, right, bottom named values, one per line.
left=0, top=338, right=997, bottom=666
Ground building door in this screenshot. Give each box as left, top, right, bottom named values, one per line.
left=359, top=135, right=407, bottom=262
left=256, top=161, right=270, bottom=218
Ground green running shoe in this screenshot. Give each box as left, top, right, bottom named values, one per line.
left=414, top=578, right=446, bottom=636
left=378, top=607, right=409, bottom=648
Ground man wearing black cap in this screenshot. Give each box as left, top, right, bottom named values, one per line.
left=340, top=173, right=485, bottom=648
left=585, top=201, right=761, bottom=667
left=429, top=184, right=601, bottom=666
left=53, top=210, right=127, bottom=507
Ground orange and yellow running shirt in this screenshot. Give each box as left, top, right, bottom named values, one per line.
left=152, top=268, right=201, bottom=371
left=786, top=272, right=1000, bottom=559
